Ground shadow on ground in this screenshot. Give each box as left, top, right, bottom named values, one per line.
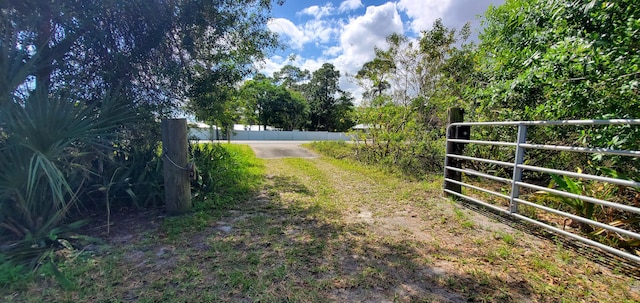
left=454, top=198, right=640, bottom=278
left=167, top=174, right=538, bottom=302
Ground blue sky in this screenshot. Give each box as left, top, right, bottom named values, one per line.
left=259, top=0, right=504, bottom=102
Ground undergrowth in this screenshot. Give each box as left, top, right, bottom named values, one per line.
left=190, top=143, right=265, bottom=209
left=307, top=140, right=444, bottom=180
left=1, top=143, right=264, bottom=293
left=163, top=143, right=265, bottom=239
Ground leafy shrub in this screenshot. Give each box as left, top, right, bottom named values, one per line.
left=309, top=139, right=445, bottom=180
left=0, top=91, right=133, bottom=241
left=306, top=141, right=353, bottom=159
left=190, top=143, right=265, bottom=209
left=97, top=140, right=164, bottom=210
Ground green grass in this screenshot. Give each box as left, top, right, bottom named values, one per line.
left=2, top=142, right=639, bottom=302
left=161, top=143, right=265, bottom=240
left=191, top=143, right=265, bottom=209
left=0, top=255, right=31, bottom=288
left=305, top=141, right=353, bottom=159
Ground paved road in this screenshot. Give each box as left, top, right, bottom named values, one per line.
left=236, top=141, right=319, bottom=159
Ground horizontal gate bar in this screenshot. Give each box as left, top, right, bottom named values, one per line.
left=449, top=119, right=640, bottom=127
left=520, top=143, right=640, bottom=158
left=445, top=178, right=511, bottom=200
left=516, top=182, right=640, bottom=214
left=446, top=154, right=515, bottom=167
left=514, top=198, right=640, bottom=240
left=511, top=213, right=640, bottom=264
left=518, top=165, right=640, bottom=188
left=443, top=189, right=509, bottom=214
left=445, top=118, right=640, bottom=264
left=445, top=166, right=513, bottom=184
left=447, top=139, right=516, bottom=147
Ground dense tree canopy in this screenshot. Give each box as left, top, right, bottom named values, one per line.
left=234, top=64, right=353, bottom=132
left=0, top=0, right=284, bottom=247
left=238, top=75, right=309, bottom=131
left=475, top=0, right=639, bottom=121
left=470, top=0, right=640, bottom=167
left=273, top=64, right=311, bottom=92
left=0, top=0, right=283, bottom=110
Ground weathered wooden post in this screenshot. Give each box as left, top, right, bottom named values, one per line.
left=444, top=108, right=467, bottom=197
left=161, top=118, right=192, bottom=215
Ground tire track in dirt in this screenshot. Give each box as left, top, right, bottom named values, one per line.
left=264, top=155, right=639, bottom=302
left=265, top=157, right=472, bottom=302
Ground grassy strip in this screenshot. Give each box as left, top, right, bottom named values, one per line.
left=307, top=140, right=445, bottom=180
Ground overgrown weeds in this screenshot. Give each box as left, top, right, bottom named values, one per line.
left=308, top=140, right=445, bottom=180
left=190, top=143, right=265, bottom=210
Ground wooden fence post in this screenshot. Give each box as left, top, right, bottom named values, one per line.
left=161, top=118, right=192, bottom=215
left=445, top=108, right=466, bottom=197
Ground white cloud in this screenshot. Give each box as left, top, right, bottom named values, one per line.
left=267, top=18, right=309, bottom=49
left=299, top=4, right=335, bottom=20
left=397, top=0, right=504, bottom=36
left=299, top=58, right=326, bottom=75
left=304, top=19, right=338, bottom=44
left=308, top=2, right=401, bottom=103
left=323, top=46, right=342, bottom=57
left=257, top=54, right=324, bottom=79
left=338, top=0, right=363, bottom=12
left=333, top=2, right=404, bottom=75
left=261, top=0, right=503, bottom=105
left=256, top=55, right=287, bottom=77
left=397, top=0, right=451, bottom=33
left=268, top=18, right=340, bottom=50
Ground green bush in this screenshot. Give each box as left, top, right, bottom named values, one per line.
left=98, top=139, right=164, bottom=210
left=309, top=139, right=445, bottom=180
left=0, top=91, right=133, bottom=242
left=190, top=143, right=265, bottom=209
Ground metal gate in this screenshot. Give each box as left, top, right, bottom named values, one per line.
left=444, top=119, right=640, bottom=263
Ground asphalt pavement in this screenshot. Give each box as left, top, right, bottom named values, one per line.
left=233, top=141, right=319, bottom=159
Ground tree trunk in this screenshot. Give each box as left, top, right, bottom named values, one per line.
left=35, top=3, right=52, bottom=93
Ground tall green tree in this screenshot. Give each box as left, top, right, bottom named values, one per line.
left=0, top=0, right=283, bottom=110
left=306, top=63, right=341, bottom=131
left=330, top=92, right=356, bottom=132
left=238, top=76, right=309, bottom=131
left=352, top=20, right=471, bottom=176
left=273, top=65, right=311, bottom=92
left=355, top=19, right=471, bottom=131
left=355, top=57, right=395, bottom=105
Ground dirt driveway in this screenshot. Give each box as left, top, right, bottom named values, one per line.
left=239, top=140, right=319, bottom=159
